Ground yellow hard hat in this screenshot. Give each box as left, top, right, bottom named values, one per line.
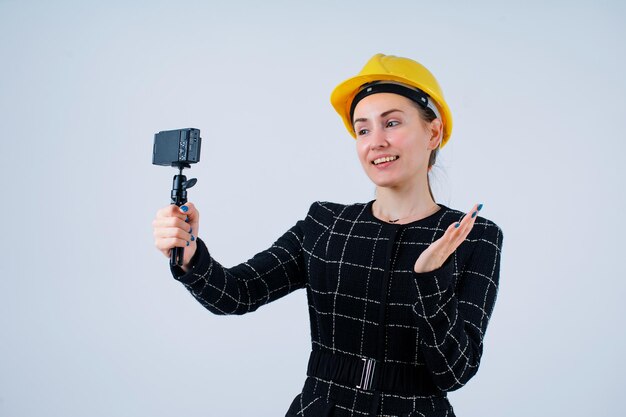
left=330, top=53, right=453, bottom=149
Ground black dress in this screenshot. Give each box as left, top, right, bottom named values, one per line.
left=171, top=200, right=504, bottom=417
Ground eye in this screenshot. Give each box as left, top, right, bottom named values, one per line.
left=386, top=120, right=400, bottom=128
left=356, top=128, right=369, bottom=136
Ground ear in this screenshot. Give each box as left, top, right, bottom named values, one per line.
left=428, top=118, right=443, bottom=149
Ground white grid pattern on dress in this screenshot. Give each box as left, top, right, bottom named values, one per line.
left=171, top=200, right=503, bottom=417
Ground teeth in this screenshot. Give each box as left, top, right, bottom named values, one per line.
left=373, top=156, right=398, bottom=165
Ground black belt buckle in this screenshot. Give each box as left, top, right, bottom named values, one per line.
left=356, top=357, right=377, bottom=391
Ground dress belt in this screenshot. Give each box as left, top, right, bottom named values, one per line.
left=306, top=349, right=440, bottom=395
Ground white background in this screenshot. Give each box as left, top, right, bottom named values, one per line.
left=1, top=1, right=624, bottom=416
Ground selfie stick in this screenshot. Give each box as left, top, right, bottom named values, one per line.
left=170, top=163, right=197, bottom=267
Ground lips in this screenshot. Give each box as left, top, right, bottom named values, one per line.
left=371, top=155, right=400, bottom=166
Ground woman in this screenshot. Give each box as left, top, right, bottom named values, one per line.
left=152, top=53, right=504, bottom=417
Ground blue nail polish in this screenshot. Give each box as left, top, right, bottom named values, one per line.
left=471, top=211, right=477, bottom=218
left=181, top=206, right=188, bottom=213
left=455, top=222, right=460, bottom=228
left=477, top=203, right=483, bottom=211
left=191, top=235, right=195, bottom=241
left=189, top=227, right=192, bottom=233
left=185, top=215, right=189, bottom=222
left=186, top=241, right=190, bottom=246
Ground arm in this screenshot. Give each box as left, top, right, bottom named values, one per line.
left=411, top=221, right=504, bottom=391
left=169, top=203, right=316, bottom=315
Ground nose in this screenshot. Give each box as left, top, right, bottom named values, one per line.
left=369, top=127, right=388, bottom=150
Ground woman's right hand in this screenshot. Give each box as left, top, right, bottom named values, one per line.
left=152, top=202, right=200, bottom=271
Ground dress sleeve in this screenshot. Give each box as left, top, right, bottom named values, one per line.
left=410, top=220, right=504, bottom=392
left=169, top=202, right=317, bottom=315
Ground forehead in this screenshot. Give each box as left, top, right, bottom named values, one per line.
left=352, top=93, right=416, bottom=118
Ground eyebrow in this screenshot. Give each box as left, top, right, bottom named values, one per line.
left=353, top=109, right=404, bottom=126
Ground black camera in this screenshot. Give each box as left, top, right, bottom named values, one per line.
left=152, top=128, right=201, bottom=167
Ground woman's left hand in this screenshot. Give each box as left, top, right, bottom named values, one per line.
left=413, top=203, right=483, bottom=273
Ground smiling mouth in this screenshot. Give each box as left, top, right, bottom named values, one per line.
left=372, top=156, right=399, bottom=165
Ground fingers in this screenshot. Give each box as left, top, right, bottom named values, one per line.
left=152, top=215, right=190, bottom=232
left=459, top=202, right=481, bottom=227
left=155, top=202, right=199, bottom=223
left=155, top=236, right=193, bottom=257
left=153, top=202, right=199, bottom=258
left=153, top=202, right=199, bottom=236
left=153, top=224, right=193, bottom=241
left=447, top=203, right=483, bottom=243
left=178, top=202, right=199, bottom=225
left=156, top=205, right=184, bottom=222
left=414, top=203, right=484, bottom=273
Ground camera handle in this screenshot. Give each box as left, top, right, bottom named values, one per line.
left=170, top=165, right=197, bottom=267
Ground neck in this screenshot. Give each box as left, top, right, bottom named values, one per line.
left=373, top=180, right=438, bottom=223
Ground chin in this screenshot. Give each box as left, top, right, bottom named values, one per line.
left=366, top=175, right=403, bottom=188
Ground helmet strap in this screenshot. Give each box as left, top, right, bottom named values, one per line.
left=349, top=82, right=441, bottom=124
